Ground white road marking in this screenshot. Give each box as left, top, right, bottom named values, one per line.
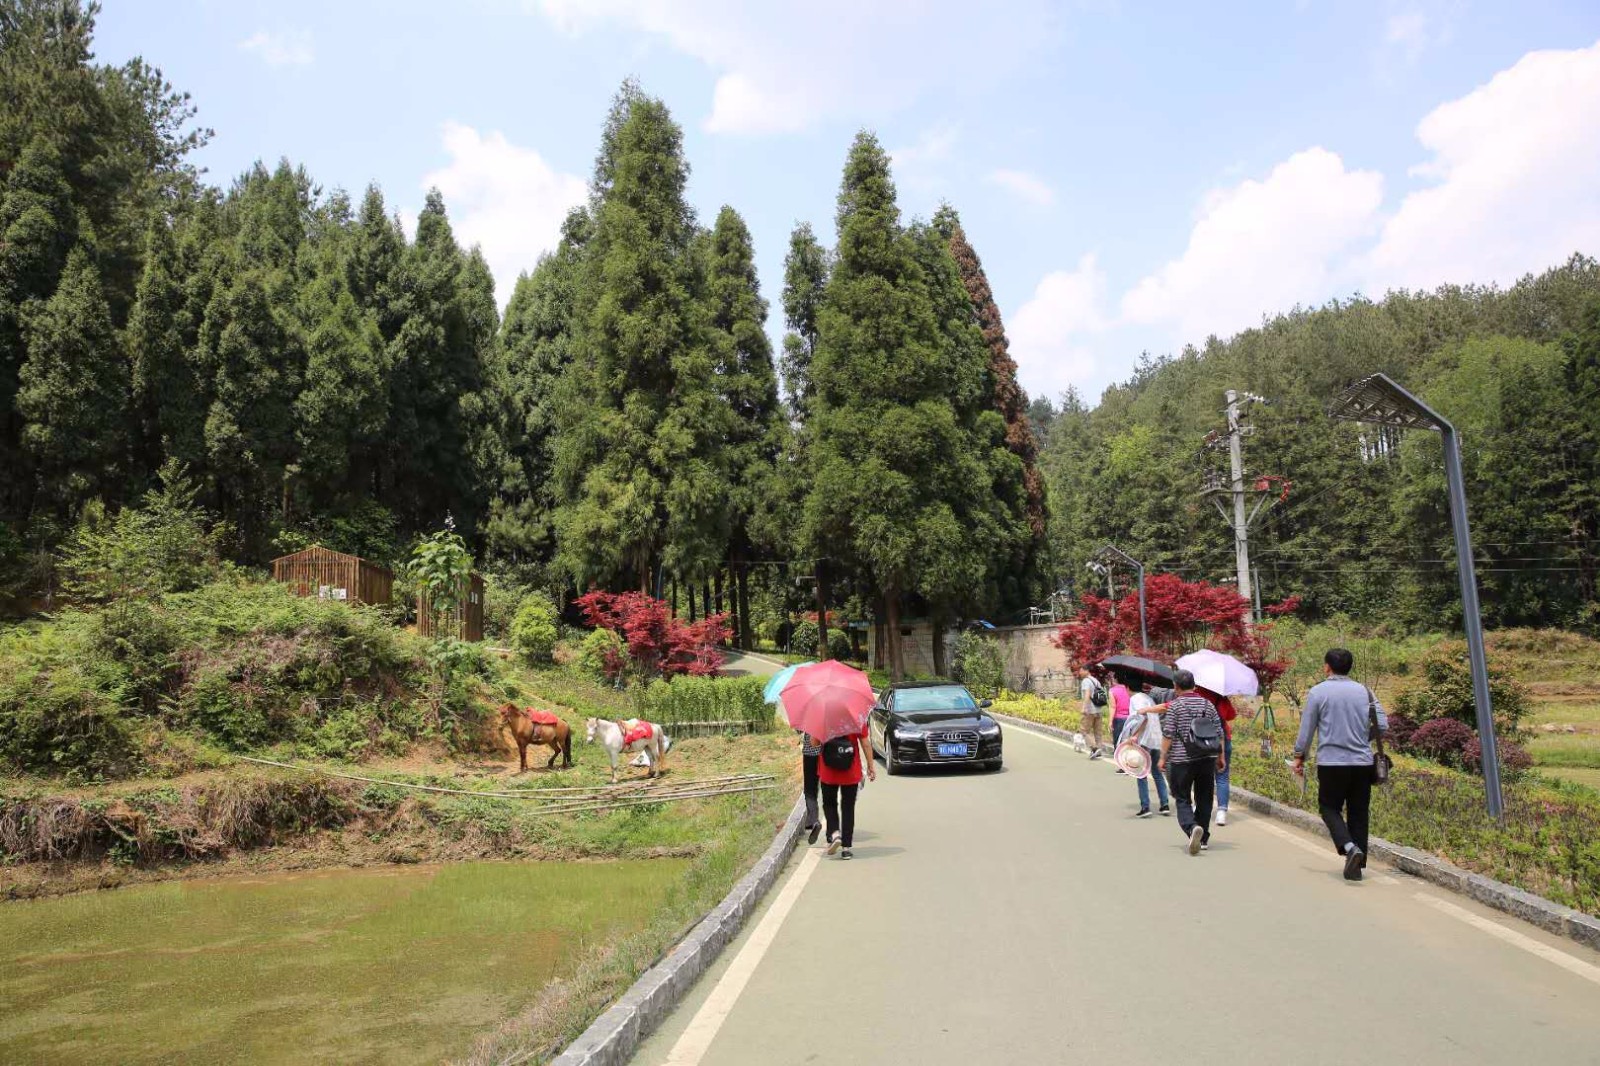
left=1414, top=893, right=1600, bottom=986
left=664, top=847, right=823, bottom=1065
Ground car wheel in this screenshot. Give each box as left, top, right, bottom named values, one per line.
left=884, top=738, right=902, bottom=776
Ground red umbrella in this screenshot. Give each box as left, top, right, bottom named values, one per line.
left=778, top=660, right=876, bottom=741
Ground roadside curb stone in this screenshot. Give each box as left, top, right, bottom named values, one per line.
left=992, top=711, right=1600, bottom=957
left=549, top=797, right=806, bottom=1066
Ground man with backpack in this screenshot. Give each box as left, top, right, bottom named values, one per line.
left=1159, top=669, right=1227, bottom=855
left=1077, top=665, right=1109, bottom=758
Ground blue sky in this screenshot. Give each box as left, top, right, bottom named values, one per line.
left=96, top=1, right=1600, bottom=406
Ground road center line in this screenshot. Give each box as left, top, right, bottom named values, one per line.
left=1413, top=893, right=1600, bottom=986
left=664, top=846, right=823, bottom=1065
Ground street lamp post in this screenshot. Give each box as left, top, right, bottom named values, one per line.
left=1329, top=373, right=1504, bottom=820
left=1093, top=544, right=1148, bottom=652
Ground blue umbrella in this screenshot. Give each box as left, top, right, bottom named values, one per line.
left=763, top=661, right=814, bottom=704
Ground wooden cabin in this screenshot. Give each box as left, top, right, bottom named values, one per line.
left=270, top=546, right=395, bottom=607
left=417, top=571, right=485, bottom=642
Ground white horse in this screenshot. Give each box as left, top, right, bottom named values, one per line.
left=585, top=718, right=669, bottom=783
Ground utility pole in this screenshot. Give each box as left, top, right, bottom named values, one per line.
left=1203, top=390, right=1278, bottom=621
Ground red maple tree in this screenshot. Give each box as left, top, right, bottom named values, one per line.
left=1052, top=573, right=1290, bottom=694
left=574, top=590, right=729, bottom=678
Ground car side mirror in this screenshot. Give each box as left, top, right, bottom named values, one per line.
left=979, top=699, right=993, bottom=709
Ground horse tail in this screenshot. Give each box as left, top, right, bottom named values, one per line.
left=562, top=726, right=573, bottom=762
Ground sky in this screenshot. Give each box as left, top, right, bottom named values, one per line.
left=95, top=0, right=1600, bottom=407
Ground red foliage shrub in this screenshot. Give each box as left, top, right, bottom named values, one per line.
left=1462, top=736, right=1534, bottom=776
left=1051, top=573, right=1288, bottom=694
left=1408, top=718, right=1476, bottom=766
left=1384, top=712, right=1419, bottom=751
left=1264, top=595, right=1302, bottom=617
left=573, top=590, right=728, bottom=678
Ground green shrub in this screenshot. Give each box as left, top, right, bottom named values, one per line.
left=952, top=632, right=1005, bottom=697
left=826, top=629, right=852, bottom=661
left=1392, top=642, right=1530, bottom=737
left=577, top=628, right=626, bottom=683
left=790, top=620, right=819, bottom=657
left=632, top=675, right=771, bottom=732
left=0, top=619, right=139, bottom=779
left=510, top=594, right=560, bottom=664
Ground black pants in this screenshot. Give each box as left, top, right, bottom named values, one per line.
left=821, top=782, right=857, bottom=847
left=802, top=752, right=820, bottom=828
left=1167, top=759, right=1215, bottom=843
left=1317, top=764, right=1373, bottom=856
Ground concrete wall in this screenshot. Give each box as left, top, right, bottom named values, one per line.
left=868, top=620, right=1071, bottom=695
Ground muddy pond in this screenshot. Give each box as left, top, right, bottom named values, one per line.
left=0, top=858, right=686, bottom=1064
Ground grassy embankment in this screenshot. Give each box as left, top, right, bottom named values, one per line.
left=991, top=624, right=1600, bottom=915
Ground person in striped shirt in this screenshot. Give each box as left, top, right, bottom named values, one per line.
left=1159, top=669, right=1228, bottom=855
left=800, top=731, right=822, bottom=845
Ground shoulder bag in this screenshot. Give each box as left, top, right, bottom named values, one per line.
left=1367, top=687, right=1393, bottom=786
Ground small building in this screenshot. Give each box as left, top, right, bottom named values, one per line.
left=271, top=546, right=394, bottom=607
left=868, top=618, right=1072, bottom=696
left=417, top=571, right=485, bottom=643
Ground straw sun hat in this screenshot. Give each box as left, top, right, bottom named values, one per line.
left=1114, top=740, right=1151, bottom=779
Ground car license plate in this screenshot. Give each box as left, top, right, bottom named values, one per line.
left=937, top=743, right=969, bottom=758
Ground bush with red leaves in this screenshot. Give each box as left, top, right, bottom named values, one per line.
left=1052, top=573, right=1288, bottom=694
left=1462, top=736, right=1534, bottom=777
left=573, top=590, right=728, bottom=679
left=1383, top=712, right=1419, bottom=751
left=1408, top=718, right=1476, bottom=767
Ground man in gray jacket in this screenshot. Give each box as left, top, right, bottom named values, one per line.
left=1293, top=648, right=1388, bottom=881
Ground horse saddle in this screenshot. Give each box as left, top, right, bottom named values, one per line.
left=524, top=708, right=560, bottom=727
left=620, top=721, right=654, bottom=747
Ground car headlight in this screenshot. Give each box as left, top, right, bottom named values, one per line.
left=979, top=724, right=1001, bottom=737
left=892, top=729, right=926, bottom=742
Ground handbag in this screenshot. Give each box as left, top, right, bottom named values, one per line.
left=1367, top=688, right=1393, bottom=786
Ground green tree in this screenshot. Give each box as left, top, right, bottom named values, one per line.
left=17, top=243, right=129, bottom=514
left=553, top=84, right=709, bottom=591
left=704, top=205, right=782, bottom=645
left=780, top=221, right=829, bottom=420
left=127, top=215, right=204, bottom=481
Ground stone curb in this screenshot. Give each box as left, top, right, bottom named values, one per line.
left=991, top=712, right=1600, bottom=956
left=549, top=797, right=807, bottom=1066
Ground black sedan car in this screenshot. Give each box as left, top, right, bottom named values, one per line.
left=869, top=681, right=1003, bottom=774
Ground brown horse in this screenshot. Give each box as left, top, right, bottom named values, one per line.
left=499, top=703, right=573, bottom=772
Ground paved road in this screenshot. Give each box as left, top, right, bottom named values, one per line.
left=633, top=723, right=1599, bottom=1066
left=718, top=650, right=786, bottom=679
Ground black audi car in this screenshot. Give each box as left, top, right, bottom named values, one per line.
left=869, top=681, right=1003, bottom=774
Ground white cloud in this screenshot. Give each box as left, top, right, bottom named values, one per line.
left=239, top=30, right=314, bottom=67
left=1384, top=11, right=1431, bottom=63
left=421, top=122, right=587, bottom=306
left=531, top=0, right=1057, bottom=134
left=1364, top=38, right=1600, bottom=292
left=1008, top=254, right=1110, bottom=397
left=986, top=168, right=1056, bottom=207
left=1121, top=148, right=1383, bottom=341
left=888, top=125, right=958, bottom=181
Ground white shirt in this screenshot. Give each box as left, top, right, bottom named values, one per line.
left=1128, top=693, right=1162, bottom=746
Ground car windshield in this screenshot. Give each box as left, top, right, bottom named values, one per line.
left=895, top=686, right=978, bottom=712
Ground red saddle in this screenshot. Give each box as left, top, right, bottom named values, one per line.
left=524, top=708, right=560, bottom=727
left=622, top=722, right=654, bottom=747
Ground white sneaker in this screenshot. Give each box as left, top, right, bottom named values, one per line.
left=1216, top=808, right=1228, bottom=826
left=826, top=832, right=841, bottom=856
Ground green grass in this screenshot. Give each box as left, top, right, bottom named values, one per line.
left=0, top=858, right=685, bottom=1065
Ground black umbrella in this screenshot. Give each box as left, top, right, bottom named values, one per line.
left=1098, top=654, right=1175, bottom=684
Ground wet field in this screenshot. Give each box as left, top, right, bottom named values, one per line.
left=0, top=858, right=685, bottom=1064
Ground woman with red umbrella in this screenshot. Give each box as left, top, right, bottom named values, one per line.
left=780, top=661, right=878, bottom=860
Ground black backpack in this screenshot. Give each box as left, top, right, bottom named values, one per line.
left=1089, top=678, right=1109, bottom=708
left=821, top=735, right=858, bottom=772
left=1183, top=704, right=1225, bottom=758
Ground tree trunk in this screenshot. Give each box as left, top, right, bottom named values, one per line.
left=931, top=610, right=948, bottom=678
left=815, top=559, right=830, bottom=661
left=702, top=582, right=712, bottom=621
left=670, top=578, right=678, bottom=617
left=885, top=588, right=904, bottom=681
left=688, top=582, right=697, bottom=622
left=714, top=571, right=724, bottom=616
left=737, top=566, right=752, bottom=650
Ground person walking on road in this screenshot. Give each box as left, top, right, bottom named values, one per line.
left=1109, top=676, right=1133, bottom=771
left=1127, top=684, right=1171, bottom=817
left=1194, top=691, right=1238, bottom=825
left=800, top=731, right=822, bottom=845
left=818, top=725, right=875, bottom=860
left=1077, top=665, right=1108, bottom=759
left=1159, top=670, right=1227, bottom=855
left=1293, top=648, right=1389, bottom=881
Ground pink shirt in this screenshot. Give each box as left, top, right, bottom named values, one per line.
left=1110, top=684, right=1132, bottom=717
